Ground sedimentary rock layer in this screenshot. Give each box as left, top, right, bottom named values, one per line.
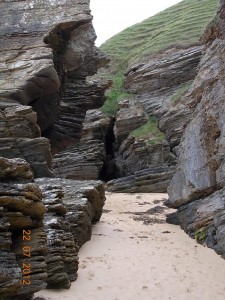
left=0, top=0, right=108, bottom=299
left=166, top=0, right=225, bottom=257
left=108, top=165, right=176, bottom=193
left=0, top=156, right=105, bottom=299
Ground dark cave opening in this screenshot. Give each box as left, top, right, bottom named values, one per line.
left=100, top=118, right=119, bottom=182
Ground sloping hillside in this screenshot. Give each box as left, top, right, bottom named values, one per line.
left=101, top=0, right=218, bottom=71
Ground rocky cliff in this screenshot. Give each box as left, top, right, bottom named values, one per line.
left=0, top=0, right=107, bottom=299
left=107, top=45, right=202, bottom=192
left=166, top=0, right=225, bottom=257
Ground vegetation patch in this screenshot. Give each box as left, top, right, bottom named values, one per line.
left=170, top=81, right=192, bottom=104
left=130, top=117, right=165, bottom=144
left=100, top=0, right=217, bottom=118
left=101, top=0, right=218, bottom=71
left=194, top=227, right=208, bottom=244
left=101, top=73, right=134, bottom=116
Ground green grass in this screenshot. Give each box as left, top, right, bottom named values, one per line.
left=194, top=227, right=208, bottom=244
left=170, top=81, right=192, bottom=104
left=101, top=0, right=218, bottom=71
left=130, top=117, right=165, bottom=145
left=101, top=73, right=134, bottom=116
left=100, top=0, right=218, bottom=117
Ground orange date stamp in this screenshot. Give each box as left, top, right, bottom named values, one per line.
left=22, top=229, right=31, bottom=285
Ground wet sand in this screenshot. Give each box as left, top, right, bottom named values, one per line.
left=36, top=192, right=225, bottom=300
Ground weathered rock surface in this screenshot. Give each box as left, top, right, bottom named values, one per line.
left=47, top=79, right=111, bottom=154
left=35, top=178, right=105, bottom=289
left=108, top=165, right=176, bottom=193
left=113, top=98, right=148, bottom=146
left=158, top=91, right=193, bottom=151
left=0, top=157, right=33, bottom=181
left=0, top=104, right=54, bottom=177
left=166, top=0, right=225, bottom=257
left=0, top=0, right=108, bottom=299
left=115, top=136, right=175, bottom=177
left=0, top=138, right=54, bottom=178
left=81, top=109, right=114, bottom=143
left=125, top=46, right=203, bottom=117
left=0, top=154, right=105, bottom=298
left=0, top=159, right=48, bottom=299
left=53, top=140, right=106, bottom=180
left=107, top=45, right=204, bottom=192
left=125, top=46, right=203, bottom=94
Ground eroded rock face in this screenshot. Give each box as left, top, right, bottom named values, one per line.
left=113, top=98, right=148, bottom=146
left=35, top=178, right=105, bottom=289
left=0, top=158, right=48, bottom=299
left=115, top=137, right=175, bottom=178
left=107, top=165, right=176, bottom=193
left=125, top=46, right=203, bottom=118
left=0, top=155, right=106, bottom=298
left=0, top=0, right=107, bottom=299
left=166, top=0, right=225, bottom=257
left=107, top=45, right=203, bottom=191
left=0, top=0, right=109, bottom=176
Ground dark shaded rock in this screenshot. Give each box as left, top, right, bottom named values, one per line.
left=46, top=79, right=111, bottom=154
left=166, top=212, right=180, bottom=225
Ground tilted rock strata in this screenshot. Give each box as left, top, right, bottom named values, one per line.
left=0, top=0, right=109, bottom=175
left=0, top=155, right=106, bottom=298
left=0, top=1, right=108, bottom=298
left=108, top=45, right=204, bottom=192
left=53, top=140, right=106, bottom=180
left=125, top=46, right=203, bottom=94
left=35, top=178, right=105, bottom=289
left=115, top=137, right=176, bottom=177
left=47, top=78, right=111, bottom=155
left=113, top=98, right=148, bottom=146
left=0, top=158, right=48, bottom=299
left=125, top=46, right=203, bottom=118
left=107, top=165, right=176, bottom=193
left=166, top=0, right=225, bottom=257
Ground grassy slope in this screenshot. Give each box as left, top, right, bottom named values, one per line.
left=100, top=0, right=218, bottom=133
left=130, top=117, right=165, bottom=145
left=101, top=0, right=218, bottom=71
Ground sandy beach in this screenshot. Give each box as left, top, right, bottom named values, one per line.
left=36, top=192, right=225, bottom=300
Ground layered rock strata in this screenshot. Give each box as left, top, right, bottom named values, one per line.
left=106, top=45, right=202, bottom=191
left=125, top=46, right=203, bottom=117
left=0, top=156, right=105, bottom=299
left=53, top=108, right=114, bottom=180
left=35, top=178, right=105, bottom=289
left=0, top=157, right=47, bottom=300
left=166, top=0, right=225, bottom=257
left=107, top=165, right=176, bottom=193
left=0, top=0, right=107, bottom=298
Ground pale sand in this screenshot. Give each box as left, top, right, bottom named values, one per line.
left=36, top=193, right=225, bottom=300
